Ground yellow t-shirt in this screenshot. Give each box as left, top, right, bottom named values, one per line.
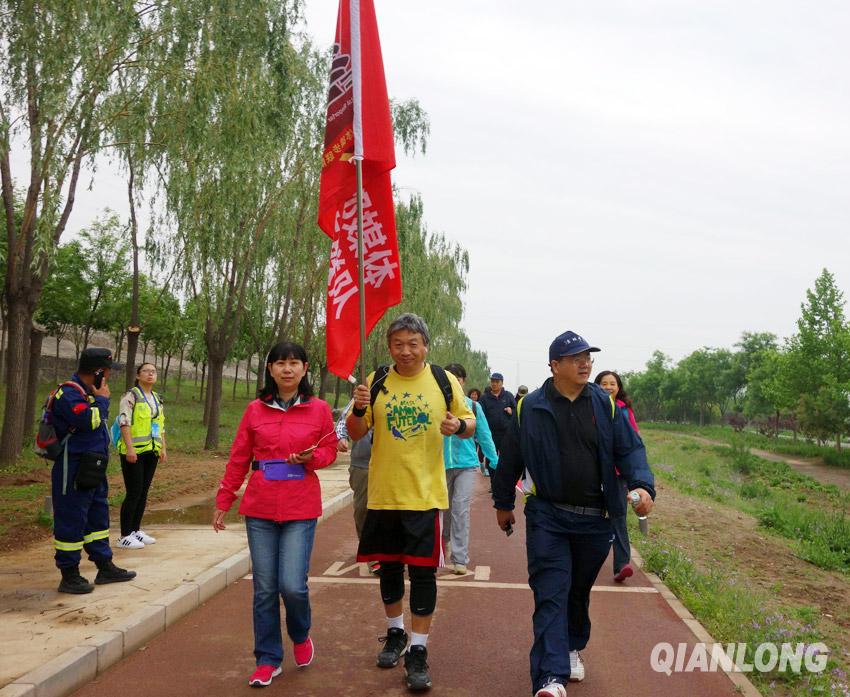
left=359, top=364, right=474, bottom=510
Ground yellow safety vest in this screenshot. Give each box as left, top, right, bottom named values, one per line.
left=118, top=387, right=165, bottom=455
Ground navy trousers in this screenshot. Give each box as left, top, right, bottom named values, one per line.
left=51, top=455, right=112, bottom=570
left=524, top=496, right=613, bottom=693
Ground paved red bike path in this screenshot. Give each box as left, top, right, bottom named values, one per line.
left=70, top=477, right=743, bottom=697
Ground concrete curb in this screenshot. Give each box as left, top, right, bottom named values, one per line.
left=1, top=489, right=354, bottom=697
left=630, top=547, right=764, bottom=697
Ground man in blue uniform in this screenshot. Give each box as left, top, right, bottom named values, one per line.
left=492, top=331, right=655, bottom=697
left=52, top=348, right=136, bottom=594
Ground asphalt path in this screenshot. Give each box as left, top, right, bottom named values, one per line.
left=70, top=475, right=742, bottom=697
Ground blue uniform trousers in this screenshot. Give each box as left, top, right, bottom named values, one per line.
left=525, top=496, right=613, bottom=693
left=51, top=455, right=112, bottom=570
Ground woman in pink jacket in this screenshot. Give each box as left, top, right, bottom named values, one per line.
left=594, top=370, right=640, bottom=583
left=213, top=341, right=337, bottom=688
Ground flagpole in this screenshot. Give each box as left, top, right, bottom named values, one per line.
left=355, top=157, right=367, bottom=385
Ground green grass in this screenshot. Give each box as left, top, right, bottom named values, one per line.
left=643, top=430, right=850, bottom=575
left=643, top=422, right=850, bottom=469
left=636, top=536, right=847, bottom=696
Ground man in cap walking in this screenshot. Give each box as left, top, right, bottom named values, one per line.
left=51, top=348, right=136, bottom=594
left=492, top=331, right=655, bottom=697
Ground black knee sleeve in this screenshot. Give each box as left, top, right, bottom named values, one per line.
left=379, top=561, right=405, bottom=605
left=408, top=565, right=437, bottom=616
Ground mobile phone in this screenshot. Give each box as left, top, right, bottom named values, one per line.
left=504, top=522, right=513, bottom=537
left=297, top=445, right=316, bottom=458
left=93, top=370, right=105, bottom=389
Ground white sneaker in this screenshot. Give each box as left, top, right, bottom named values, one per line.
left=133, top=530, right=156, bottom=544
left=535, top=680, right=567, bottom=697
left=569, top=651, right=585, bottom=682
left=117, top=535, right=144, bottom=549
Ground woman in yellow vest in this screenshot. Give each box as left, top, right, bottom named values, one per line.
left=116, top=363, right=167, bottom=549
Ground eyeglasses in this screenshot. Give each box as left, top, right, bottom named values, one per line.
left=561, top=354, right=594, bottom=366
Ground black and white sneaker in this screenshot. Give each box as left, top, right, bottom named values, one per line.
left=117, top=535, right=144, bottom=549
left=377, top=627, right=408, bottom=668
left=404, top=645, right=432, bottom=691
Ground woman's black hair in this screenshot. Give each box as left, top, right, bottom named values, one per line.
left=134, top=362, right=156, bottom=389
left=594, top=370, right=632, bottom=409
left=467, top=388, right=481, bottom=400
left=444, top=363, right=466, bottom=380
left=258, top=341, right=313, bottom=401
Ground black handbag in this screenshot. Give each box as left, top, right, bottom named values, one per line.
left=75, top=452, right=108, bottom=490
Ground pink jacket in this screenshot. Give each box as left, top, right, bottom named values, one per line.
left=215, top=396, right=338, bottom=521
left=616, top=399, right=640, bottom=434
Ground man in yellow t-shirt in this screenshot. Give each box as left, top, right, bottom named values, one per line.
left=347, top=313, right=474, bottom=692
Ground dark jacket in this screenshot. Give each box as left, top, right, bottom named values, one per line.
left=492, top=380, right=655, bottom=518
left=52, top=374, right=110, bottom=458
left=479, top=387, right=516, bottom=436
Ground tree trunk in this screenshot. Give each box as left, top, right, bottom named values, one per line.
left=232, top=359, right=239, bottom=400
left=333, top=371, right=342, bottom=408
left=0, top=300, right=33, bottom=463
left=204, top=355, right=225, bottom=450
left=200, top=361, right=207, bottom=405
left=255, top=352, right=263, bottom=395
left=245, top=353, right=252, bottom=396
left=124, top=328, right=141, bottom=392
left=55, top=336, right=61, bottom=384
left=163, top=353, right=172, bottom=390
left=25, top=328, right=45, bottom=438
left=0, top=309, right=7, bottom=387
left=176, top=348, right=185, bottom=399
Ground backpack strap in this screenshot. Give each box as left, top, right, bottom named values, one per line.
left=429, top=364, right=454, bottom=412
left=369, top=365, right=392, bottom=408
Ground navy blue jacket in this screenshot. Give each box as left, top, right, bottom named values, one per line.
left=52, top=374, right=111, bottom=458
left=492, top=380, right=655, bottom=518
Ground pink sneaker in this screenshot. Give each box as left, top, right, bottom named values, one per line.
left=293, top=636, right=314, bottom=667
left=614, top=564, right=633, bottom=583
left=248, top=665, right=281, bottom=687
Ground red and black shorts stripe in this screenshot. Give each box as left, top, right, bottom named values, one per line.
left=356, top=508, right=444, bottom=567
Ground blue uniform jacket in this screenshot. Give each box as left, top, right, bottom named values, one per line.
left=52, top=374, right=110, bottom=458
left=492, top=380, right=655, bottom=517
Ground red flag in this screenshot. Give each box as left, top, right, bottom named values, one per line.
left=319, top=0, right=402, bottom=380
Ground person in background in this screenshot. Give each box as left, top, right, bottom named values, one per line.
left=594, top=370, right=640, bottom=582
left=493, top=331, right=654, bottom=697
left=213, top=341, right=338, bottom=688
left=479, top=372, right=516, bottom=479
left=442, top=363, right=499, bottom=574
left=467, top=388, right=481, bottom=402
left=116, top=362, right=166, bottom=549
left=515, top=385, right=529, bottom=402
left=335, top=405, right=380, bottom=574
left=50, top=348, right=136, bottom=593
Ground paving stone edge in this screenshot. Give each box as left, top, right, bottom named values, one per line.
left=1, top=489, right=354, bottom=697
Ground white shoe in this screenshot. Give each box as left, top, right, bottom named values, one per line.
left=569, top=651, right=585, bottom=682
left=133, top=530, right=156, bottom=544
left=117, top=535, right=144, bottom=549
left=535, top=680, right=567, bottom=697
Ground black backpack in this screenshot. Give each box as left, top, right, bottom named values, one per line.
left=369, top=364, right=454, bottom=411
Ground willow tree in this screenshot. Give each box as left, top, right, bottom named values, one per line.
left=148, top=1, right=327, bottom=449
left=0, top=1, right=160, bottom=462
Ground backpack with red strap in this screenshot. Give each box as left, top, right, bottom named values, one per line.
left=34, top=381, right=88, bottom=459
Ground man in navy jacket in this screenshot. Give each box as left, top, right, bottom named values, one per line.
left=492, top=331, right=655, bottom=697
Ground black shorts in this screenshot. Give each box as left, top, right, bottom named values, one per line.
left=356, top=509, right=444, bottom=567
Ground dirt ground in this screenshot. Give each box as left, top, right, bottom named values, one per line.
left=0, top=450, right=233, bottom=553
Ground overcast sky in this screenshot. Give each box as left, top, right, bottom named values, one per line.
left=54, top=1, right=850, bottom=391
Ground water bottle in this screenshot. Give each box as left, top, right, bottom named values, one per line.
left=629, top=490, right=649, bottom=536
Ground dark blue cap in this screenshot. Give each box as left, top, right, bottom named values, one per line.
left=548, top=331, right=600, bottom=362
left=490, top=372, right=504, bottom=381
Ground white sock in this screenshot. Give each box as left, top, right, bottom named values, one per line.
left=411, top=632, right=428, bottom=648
left=387, top=614, right=405, bottom=631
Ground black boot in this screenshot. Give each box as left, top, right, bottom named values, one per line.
left=94, top=559, right=137, bottom=585
left=58, top=566, right=94, bottom=594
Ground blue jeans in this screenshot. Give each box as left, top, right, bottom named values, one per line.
left=245, top=516, right=317, bottom=667
left=525, top=497, right=613, bottom=693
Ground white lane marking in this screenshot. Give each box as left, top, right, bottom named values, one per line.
left=323, top=561, right=363, bottom=577
left=308, top=576, right=659, bottom=592
left=474, top=565, right=491, bottom=581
